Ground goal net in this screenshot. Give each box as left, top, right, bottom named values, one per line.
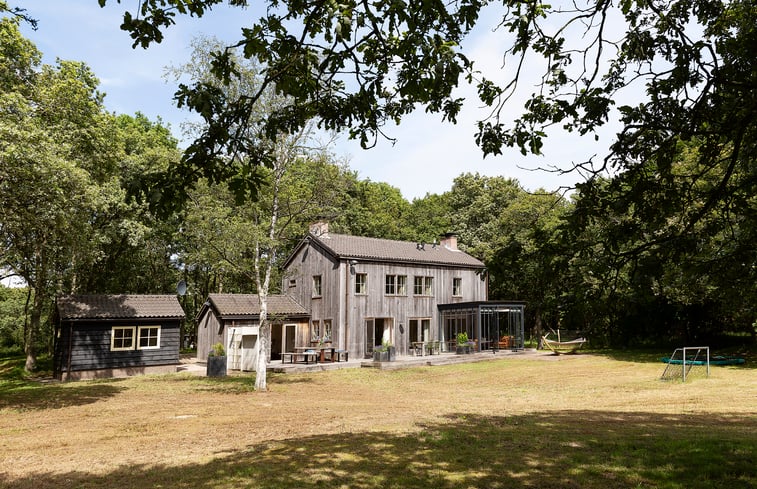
left=660, top=346, right=710, bottom=382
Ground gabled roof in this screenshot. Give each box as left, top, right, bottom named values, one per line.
left=203, top=294, right=309, bottom=319
left=57, top=295, right=185, bottom=320
left=285, top=233, right=485, bottom=268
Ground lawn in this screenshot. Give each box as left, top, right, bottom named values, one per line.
left=0, top=351, right=754, bottom=489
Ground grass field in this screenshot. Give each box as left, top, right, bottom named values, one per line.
left=0, top=350, right=754, bottom=489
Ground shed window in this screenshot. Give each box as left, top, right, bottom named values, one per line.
left=111, top=327, right=136, bottom=351
left=138, top=326, right=161, bottom=349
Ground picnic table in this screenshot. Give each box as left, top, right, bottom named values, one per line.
left=281, top=350, right=318, bottom=364
left=297, top=345, right=336, bottom=363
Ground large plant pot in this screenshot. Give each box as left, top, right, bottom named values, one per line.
left=372, top=346, right=396, bottom=362
left=207, top=355, right=227, bottom=377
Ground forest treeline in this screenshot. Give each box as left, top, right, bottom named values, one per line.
left=1, top=15, right=754, bottom=368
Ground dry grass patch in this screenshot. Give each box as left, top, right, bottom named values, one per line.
left=0, top=352, right=754, bottom=488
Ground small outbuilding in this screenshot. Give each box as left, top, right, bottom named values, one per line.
left=196, top=294, right=310, bottom=371
left=54, top=294, right=185, bottom=380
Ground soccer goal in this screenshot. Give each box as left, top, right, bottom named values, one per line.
left=660, top=346, right=710, bottom=382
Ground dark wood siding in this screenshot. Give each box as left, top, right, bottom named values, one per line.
left=58, top=319, right=181, bottom=373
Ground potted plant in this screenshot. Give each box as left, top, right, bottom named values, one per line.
left=206, top=342, right=227, bottom=377
left=372, top=341, right=396, bottom=362
left=456, top=332, right=471, bottom=354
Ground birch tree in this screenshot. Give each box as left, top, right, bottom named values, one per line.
left=169, top=36, right=344, bottom=390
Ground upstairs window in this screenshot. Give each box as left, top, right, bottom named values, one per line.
left=414, top=276, right=434, bottom=296
left=453, top=278, right=462, bottom=297
left=312, top=275, right=322, bottom=297
left=355, top=273, right=367, bottom=295
left=385, top=274, right=407, bottom=295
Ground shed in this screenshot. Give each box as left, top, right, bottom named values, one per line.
left=54, top=295, right=185, bottom=380
left=195, top=294, right=310, bottom=370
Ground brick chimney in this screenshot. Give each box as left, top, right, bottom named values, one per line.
left=440, top=232, right=458, bottom=251
left=309, top=221, right=329, bottom=237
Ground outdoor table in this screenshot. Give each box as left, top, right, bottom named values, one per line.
left=287, top=349, right=319, bottom=364
left=299, top=345, right=335, bottom=362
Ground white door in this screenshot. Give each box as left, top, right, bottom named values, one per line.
left=241, top=334, right=258, bottom=371
left=228, top=328, right=242, bottom=370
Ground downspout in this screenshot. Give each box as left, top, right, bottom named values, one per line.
left=344, top=260, right=349, bottom=354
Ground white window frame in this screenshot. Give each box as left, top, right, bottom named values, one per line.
left=111, top=326, right=136, bottom=351
left=137, top=325, right=161, bottom=350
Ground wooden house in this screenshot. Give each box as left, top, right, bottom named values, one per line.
left=54, top=295, right=185, bottom=380
left=281, top=223, right=510, bottom=359
left=195, top=294, right=309, bottom=370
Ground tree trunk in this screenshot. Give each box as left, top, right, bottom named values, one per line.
left=534, top=307, right=544, bottom=350
left=254, top=295, right=269, bottom=391
left=24, top=287, right=44, bottom=372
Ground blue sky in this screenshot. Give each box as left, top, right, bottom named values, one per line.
left=18, top=1, right=618, bottom=200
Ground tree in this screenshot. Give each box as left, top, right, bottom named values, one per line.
left=0, top=18, right=111, bottom=369
left=71, top=113, right=184, bottom=295
left=93, top=1, right=756, bottom=229
left=339, top=180, right=413, bottom=240
left=446, top=173, right=524, bottom=263
left=0, top=18, right=184, bottom=367
left=168, top=36, right=346, bottom=390
left=562, top=140, right=757, bottom=346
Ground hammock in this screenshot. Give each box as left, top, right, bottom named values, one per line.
left=542, top=335, right=586, bottom=354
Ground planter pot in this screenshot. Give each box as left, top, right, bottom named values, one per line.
left=207, top=355, right=227, bottom=377
left=456, top=345, right=472, bottom=354
left=372, top=347, right=396, bottom=362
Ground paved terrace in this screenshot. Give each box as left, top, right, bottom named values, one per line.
left=180, top=349, right=562, bottom=376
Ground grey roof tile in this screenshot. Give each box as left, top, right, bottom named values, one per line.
left=57, top=295, right=186, bottom=320
left=208, top=294, right=308, bottom=317
left=311, top=233, right=485, bottom=267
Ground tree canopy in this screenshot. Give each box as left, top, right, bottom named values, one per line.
left=94, top=1, right=756, bottom=215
